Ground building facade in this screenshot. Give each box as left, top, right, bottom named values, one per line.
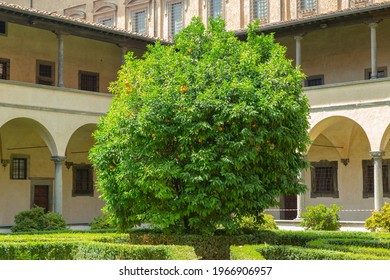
left=1, top=0, right=390, bottom=226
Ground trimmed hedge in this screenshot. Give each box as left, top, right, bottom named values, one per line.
left=230, top=245, right=265, bottom=260
left=0, top=241, right=197, bottom=260
left=256, top=245, right=387, bottom=260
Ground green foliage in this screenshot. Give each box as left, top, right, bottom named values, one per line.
left=256, top=244, right=387, bottom=260
left=90, top=16, right=310, bottom=235
left=300, top=204, right=342, bottom=231
left=90, top=213, right=116, bottom=230
left=11, top=207, right=68, bottom=232
left=365, top=202, right=390, bottom=232
left=238, top=214, right=278, bottom=233
left=230, top=245, right=265, bottom=260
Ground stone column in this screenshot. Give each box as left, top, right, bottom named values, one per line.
left=121, top=46, right=128, bottom=65
left=295, top=169, right=305, bottom=220
left=51, top=156, right=66, bottom=214
left=370, top=151, right=384, bottom=211
left=294, top=35, right=303, bottom=67
left=56, top=33, right=64, bottom=87
left=369, top=22, right=378, bottom=79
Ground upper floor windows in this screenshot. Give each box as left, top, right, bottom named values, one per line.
left=208, top=0, right=224, bottom=19
left=132, top=9, right=147, bottom=34
left=36, top=60, right=55, bottom=86
left=251, top=0, right=268, bottom=22
left=79, top=71, right=100, bottom=92
left=64, top=5, right=87, bottom=20
left=0, top=21, right=6, bottom=35
left=169, top=1, right=183, bottom=39
left=93, top=1, right=117, bottom=27
left=350, top=0, right=372, bottom=8
left=127, top=0, right=150, bottom=35
left=0, top=58, right=10, bottom=80
left=299, top=0, right=317, bottom=17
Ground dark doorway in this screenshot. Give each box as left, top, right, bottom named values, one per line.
left=282, top=194, right=297, bottom=220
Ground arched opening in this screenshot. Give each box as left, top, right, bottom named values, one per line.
left=0, top=118, right=57, bottom=225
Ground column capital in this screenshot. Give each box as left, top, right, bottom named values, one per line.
left=294, top=35, right=304, bottom=41
left=368, top=22, right=378, bottom=29
left=370, top=151, right=385, bottom=159
left=51, top=156, right=66, bottom=163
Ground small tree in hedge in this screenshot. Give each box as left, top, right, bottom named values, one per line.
left=365, top=202, right=390, bottom=232
left=90, top=18, right=310, bottom=234
left=300, top=204, right=342, bottom=231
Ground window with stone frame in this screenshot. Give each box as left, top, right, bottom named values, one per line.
left=299, top=0, right=317, bottom=17
left=0, top=58, right=10, bottom=80
left=93, top=1, right=117, bottom=27
left=310, top=160, right=339, bottom=198
left=132, top=9, right=148, bottom=34
left=79, top=71, right=99, bottom=92
left=36, top=60, right=55, bottom=86
left=251, top=0, right=268, bottom=23
left=168, top=1, right=183, bottom=39
left=362, top=159, right=390, bottom=198
left=72, top=164, right=94, bottom=196
left=208, top=0, right=224, bottom=19
left=64, top=5, right=86, bottom=20
left=10, top=156, right=28, bottom=180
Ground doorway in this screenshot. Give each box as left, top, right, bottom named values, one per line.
left=31, top=179, right=52, bottom=212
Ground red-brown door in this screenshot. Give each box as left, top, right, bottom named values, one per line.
left=34, top=185, right=49, bottom=212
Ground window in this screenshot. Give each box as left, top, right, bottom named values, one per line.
left=98, top=17, right=114, bottom=26
left=169, top=2, right=183, bottom=39
left=301, top=0, right=316, bottom=10
left=362, top=159, right=390, bottom=198
left=132, top=9, right=147, bottom=34
left=93, top=1, right=117, bottom=27
left=0, top=58, right=10, bottom=80
left=79, top=71, right=99, bottom=92
left=11, top=157, right=27, bottom=180
left=365, top=66, right=387, bottom=80
left=0, top=21, right=6, bottom=35
left=305, top=75, right=324, bottom=87
left=36, top=61, right=55, bottom=86
left=310, top=161, right=339, bottom=198
left=208, top=0, right=223, bottom=19
left=252, top=0, right=268, bottom=22
left=72, top=164, right=94, bottom=196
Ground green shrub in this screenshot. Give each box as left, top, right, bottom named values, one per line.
left=11, top=207, right=68, bottom=232
left=90, top=214, right=116, bottom=230
left=365, top=203, right=390, bottom=232
left=230, top=245, right=265, bottom=260
left=238, top=214, right=278, bottom=233
left=257, top=244, right=385, bottom=260
left=300, top=204, right=342, bottom=231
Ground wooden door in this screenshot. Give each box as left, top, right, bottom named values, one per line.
left=34, top=185, right=49, bottom=212
left=283, top=194, right=297, bottom=220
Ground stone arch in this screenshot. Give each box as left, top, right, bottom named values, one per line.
left=0, top=117, right=58, bottom=157
left=380, top=124, right=390, bottom=152
left=65, top=123, right=97, bottom=164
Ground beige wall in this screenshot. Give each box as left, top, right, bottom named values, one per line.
left=2, top=23, right=122, bottom=93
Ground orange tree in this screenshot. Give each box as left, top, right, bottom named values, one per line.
left=89, top=18, right=310, bottom=234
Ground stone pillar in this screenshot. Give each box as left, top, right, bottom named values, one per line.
left=121, top=46, right=128, bottom=65
left=295, top=169, right=305, bottom=220
left=369, top=22, right=378, bottom=79
left=294, top=35, right=303, bottom=67
left=51, top=156, right=66, bottom=214
left=370, top=151, right=384, bottom=211
left=56, top=33, right=64, bottom=87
